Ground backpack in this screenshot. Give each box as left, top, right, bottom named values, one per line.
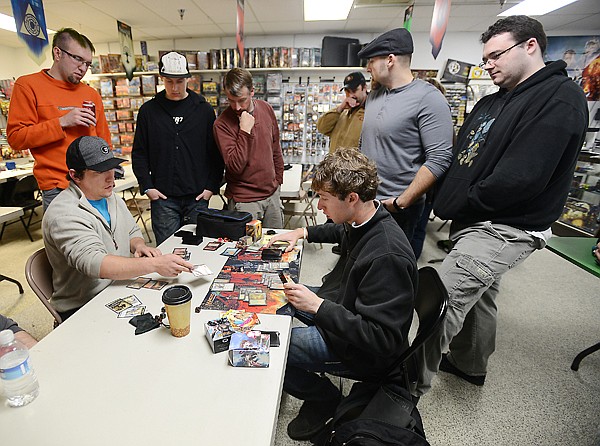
left=313, top=381, right=430, bottom=446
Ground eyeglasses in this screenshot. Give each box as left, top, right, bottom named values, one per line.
left=57, top=47, right=93, bottom=69
left=478, top=39, right=528, bottom=69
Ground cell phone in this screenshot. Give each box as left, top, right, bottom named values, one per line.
left=260, top=330, right=281, bottom=347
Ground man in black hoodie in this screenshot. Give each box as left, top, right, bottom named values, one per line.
left=268, top=147, right=417, bottom=440
left=132, top=51, right=224, bottom=245
left=414, top=16, right=588, bottom=397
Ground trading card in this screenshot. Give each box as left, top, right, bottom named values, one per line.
left=126, top=277, right=151, bottom=289
left=143, top=280, right=169, bottom=290
left=105, top=298, right=133, bottom=314
left=221, top=247, right=241, bottom=257
left=118, top=305, right=146, bottom=318
left=248, top=290, right=267, bottom=306
left=272, top=240, right=290, bottom=249
left=191, top=264, right=213, bottom=277
left=203, top=241, right=223, bottom=251
left=211, top=282, right=235, bottom=292
left=172, top=247, right=191, bottom=260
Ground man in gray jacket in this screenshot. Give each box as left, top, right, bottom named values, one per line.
left=358, top=28, right=454, bottom=242
left=43, top=136, right=194, bottom=320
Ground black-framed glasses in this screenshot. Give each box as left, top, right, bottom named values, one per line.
left=57, top=47, right=93, bottom=69
left=478, top=39, right=528, bottom=69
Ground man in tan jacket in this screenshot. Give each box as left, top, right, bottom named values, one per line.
left=317, top=71, right=368, bottom=153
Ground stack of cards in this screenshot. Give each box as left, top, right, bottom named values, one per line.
left=127, top=277, right=169, bottom=291
left=105, top=295, right=146, bottom=318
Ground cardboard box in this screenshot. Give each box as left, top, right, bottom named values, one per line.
left=205, top=318, right=235, bottom=353
left=228, top=331, right=270, bottom=368
left=246, top=219, right=262, bottom=243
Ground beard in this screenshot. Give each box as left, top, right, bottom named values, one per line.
left=67, top=74, right=81, bottom=85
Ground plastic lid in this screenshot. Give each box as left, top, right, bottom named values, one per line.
left=162, top=285, right=192, bottom=305
left=0, top=329, right=15, bottom=345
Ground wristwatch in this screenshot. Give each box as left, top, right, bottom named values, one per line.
left=392, top=197, right=404, bottom=212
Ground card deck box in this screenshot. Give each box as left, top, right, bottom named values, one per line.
left=246, top=219, right=262, bottom=243
left=228, top=331, right=270, bottom=368
left=205, top=318, right=235, bottom=353
left=196, top=208, right=252, bottom=240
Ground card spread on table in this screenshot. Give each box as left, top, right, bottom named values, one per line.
left=191, top=264, right=213, bottom=277
left=142, top=279, right=169, bottom=290
left=106, top=295, right=142, bottom=314
left=126, top=277, right=152, bottom=289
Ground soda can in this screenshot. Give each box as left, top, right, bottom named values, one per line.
left=82, top=100, right=95, bottom=118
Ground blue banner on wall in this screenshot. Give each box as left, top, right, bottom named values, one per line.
left=11, top=0, right=49, bottom=64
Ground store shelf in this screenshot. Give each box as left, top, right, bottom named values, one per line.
left=87, top=67, right=366, bottom=78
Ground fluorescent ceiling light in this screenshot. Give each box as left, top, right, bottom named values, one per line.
left=499, top=0, right=579, bottom=16
left=0, top=12, right=55, bottom=34
left=304, top=0, right=353, bottom=21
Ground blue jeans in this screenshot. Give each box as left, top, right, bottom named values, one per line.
left=150, top=195, right=208, bottom=246
left=414, top=221, right=542, bottom=396
left=284, top=315, right=347, bottom=403
left=387, top=200, right=425, bottom=243
left=42, top=188, right=63, bottom=210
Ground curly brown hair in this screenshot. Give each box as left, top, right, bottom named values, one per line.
left=311, top=147, right=379, bottom=202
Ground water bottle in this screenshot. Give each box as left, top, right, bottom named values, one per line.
left=0, top=329, right=39, bottom=407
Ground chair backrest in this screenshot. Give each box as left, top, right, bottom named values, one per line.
left=25, top=248, right=62, bottom=327
left=387, top=266, right=449, bottom=384
left=11, top=175, right=42, bottom=207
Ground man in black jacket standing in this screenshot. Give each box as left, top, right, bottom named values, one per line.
left=132, top=51, right=223, bottom=245
left=414, top=16, right=588, bottom=397
left=268, top=147, right=417, bottom=441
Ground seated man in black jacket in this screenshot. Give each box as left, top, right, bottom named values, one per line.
left=268, top=147, right=417, bottom=441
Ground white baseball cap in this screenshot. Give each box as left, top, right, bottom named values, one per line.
left=159, top=51, right=191, bottom=78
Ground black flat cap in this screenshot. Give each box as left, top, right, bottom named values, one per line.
left=358, top=28, right=414, bottom=59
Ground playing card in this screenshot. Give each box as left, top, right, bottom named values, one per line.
left=191, top=264, right=213, bottom=277
left=127, top=277, right=152, bottom=289
left=248, top=290, right=267, bottom=306
left=172, top=247, right=191, bottom=261
left=106, top=294, right=142, bottom=314
left=118, top=305, right=146, bottom=318
left=203, top=241, right=223, bottom=251
left=142, top=280, right=169, bottom=290
left=211, top=282, right=235, bottom=292
left=221, top=247, right=241, bottom=257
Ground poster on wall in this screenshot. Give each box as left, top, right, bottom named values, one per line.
left=546, top=35, right=600, bottom=100
left=117, top=20, right=136, bottom=81
left=441, top=59, right=472, bottom=84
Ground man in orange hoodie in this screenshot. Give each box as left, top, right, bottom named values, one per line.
left=7, top=28, right=111, bottom=209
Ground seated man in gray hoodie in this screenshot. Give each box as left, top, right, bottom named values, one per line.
left=43, top=136, right=194, bottom=321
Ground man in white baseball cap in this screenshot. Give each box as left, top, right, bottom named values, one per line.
left=133, top=51, right=224, bottom=245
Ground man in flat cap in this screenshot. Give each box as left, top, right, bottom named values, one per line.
left=358, top=28, right=454, bottom=243
left=317, top=71, right=368, bottom=153
left=43, top=136, right=194, bottom=320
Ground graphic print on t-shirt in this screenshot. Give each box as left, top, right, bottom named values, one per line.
left=458, top=113, right=495, bottom=167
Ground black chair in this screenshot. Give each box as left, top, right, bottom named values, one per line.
left=1, top=175, right=43, bottom=242
left=330, top=266, right=449, bottom=391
